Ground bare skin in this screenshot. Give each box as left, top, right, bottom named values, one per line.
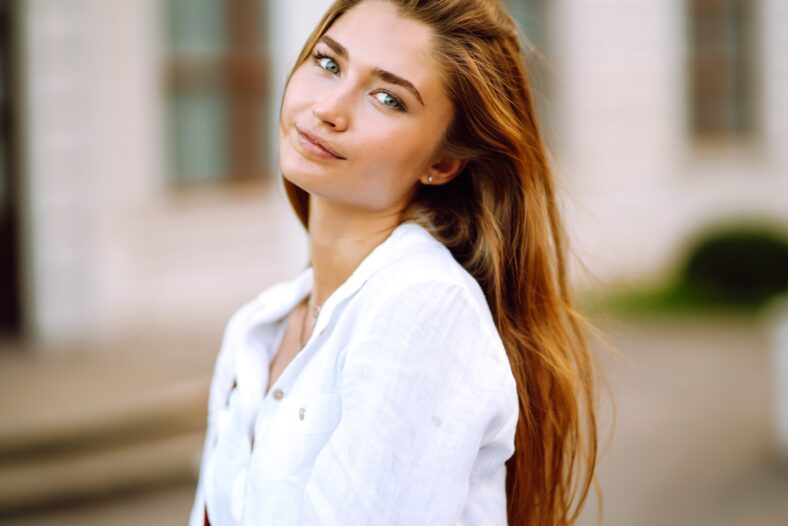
left=268, top=1, right=464, bottom=393
left=265, top=298, right=310, bottom=395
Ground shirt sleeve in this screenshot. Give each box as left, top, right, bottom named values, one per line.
left=301, top=281, right=517, bottom=525
left=188, top=411, right=217, bottom=526
left=188, top=300, right=251, bottom=526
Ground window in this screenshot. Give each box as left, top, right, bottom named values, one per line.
left=687, top=0, right=758, bottom=139
left=163, top=0, right=269, bottom=184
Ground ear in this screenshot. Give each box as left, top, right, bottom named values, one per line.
left=420, top=157, right=466, bottom=186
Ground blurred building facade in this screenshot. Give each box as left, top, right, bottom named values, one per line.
left=3, top=0, right=787, bottom=348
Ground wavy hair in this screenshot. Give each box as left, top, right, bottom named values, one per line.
left=280, top=1, right=611, bottom=524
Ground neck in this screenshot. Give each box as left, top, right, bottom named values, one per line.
left=307, top=196, right=402, bottom=307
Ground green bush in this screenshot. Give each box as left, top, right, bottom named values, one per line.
left=587, top=222, right=788, bottom=318
left=677, top=224, right=788, bottom=308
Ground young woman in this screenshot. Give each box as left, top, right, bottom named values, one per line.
left=190, top=1, right=605, bottom=524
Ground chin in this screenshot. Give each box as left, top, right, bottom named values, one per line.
left=280, top=142, right=336, bottom=187
left=280, top=164, right=310, bottom=192
left=280, top=160, right=323, bottom=197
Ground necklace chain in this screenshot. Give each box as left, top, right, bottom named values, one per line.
left=299, top=294, right=321, bottom=350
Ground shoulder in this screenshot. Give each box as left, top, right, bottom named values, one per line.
left=353, top=227, right=510, bottom=373
left=346, top=232, right=519, bottom=444
left=222, top=267, right=310, bottom=339
left=209, top=274, right=305, bottom=392
left=363, top=224, right=496, bottom=337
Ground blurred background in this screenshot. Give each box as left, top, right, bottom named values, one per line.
left=1, top=0, right=787, bottom=524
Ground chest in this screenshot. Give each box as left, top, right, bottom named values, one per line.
left=266, top=304, right=312, bottom=395
left=207, top=325, right=345, bottom=525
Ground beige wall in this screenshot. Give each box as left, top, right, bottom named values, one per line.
left=20, top=0, right=164, bottom=342
left=557, top=0, right=788, bottom=286
left=17, top=0, right=788, bottom=348
left=18, top=0, right=321, bottom=345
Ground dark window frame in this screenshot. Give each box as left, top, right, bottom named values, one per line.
left=686, top=0, right=759, bottom=141
left=0, top=0, right=22, bottom=336
left=163, top=0, right=269, bottom=184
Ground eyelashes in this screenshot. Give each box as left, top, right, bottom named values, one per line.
left=313, top=52, right=340, bottom=75
left=310, top=50, right=407, bottom=112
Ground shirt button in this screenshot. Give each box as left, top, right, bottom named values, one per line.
left=272, top=388, right=284, bottom=400
left=298, top=407, right=305, bottom=420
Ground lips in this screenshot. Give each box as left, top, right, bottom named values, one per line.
left=295, top=127, right=346, bottom=160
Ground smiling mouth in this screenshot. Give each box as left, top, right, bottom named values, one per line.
left=294, top=128, right=345, bottom=160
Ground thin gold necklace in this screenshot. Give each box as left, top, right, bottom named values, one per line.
left=298, top=294, right=321, bottom=350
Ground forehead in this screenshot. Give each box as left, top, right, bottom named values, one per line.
left=323, top=1, right=447, bottom=103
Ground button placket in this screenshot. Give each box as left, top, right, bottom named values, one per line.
left=266, top=308, right=329, bottom=403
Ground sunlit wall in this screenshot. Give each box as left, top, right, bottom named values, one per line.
left=10, top=0, right=788, bottom=346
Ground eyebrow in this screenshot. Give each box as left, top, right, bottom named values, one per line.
left=318, top=35, right=425, bottom=107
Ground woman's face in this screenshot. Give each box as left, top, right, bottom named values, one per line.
left=279, top=0, right=457, bottom=214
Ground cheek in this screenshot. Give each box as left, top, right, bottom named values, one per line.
left=360, top=130, right=433, bottom=177
left=343, top=137, right=429, bottom=206
left=280, top=69, right=311, bottom=121
left=280, top=91, right=298, bottom=126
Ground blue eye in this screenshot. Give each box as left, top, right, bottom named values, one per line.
left=374, top=92, right=402, bottom=110
left=314, top=53, right=340, bottom=75
left=311, top=49, right=406, bottom=113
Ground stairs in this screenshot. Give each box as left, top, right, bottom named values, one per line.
left=0, top=341, right=216, bottom=517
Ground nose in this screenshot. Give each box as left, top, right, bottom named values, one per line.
left=312, top=88, right=350, bottom=132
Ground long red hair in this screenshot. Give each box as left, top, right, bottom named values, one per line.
left=281, top=1, right=612, bottom=524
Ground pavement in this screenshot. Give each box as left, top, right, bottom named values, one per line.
left=576, top=313, right=788, bottom=526
left=1, top=314, right=788, bottom=525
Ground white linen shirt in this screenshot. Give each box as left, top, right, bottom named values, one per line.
left=189, top=221, right=519, bottom=526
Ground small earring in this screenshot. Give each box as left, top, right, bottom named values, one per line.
left=427, top=175, right=433, bottom=184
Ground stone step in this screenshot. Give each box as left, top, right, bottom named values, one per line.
left=0, top=431, right=204, bottom=515
left=0, top=373, right=211, bottom=514
left=0, top=376, right=210, bottom=460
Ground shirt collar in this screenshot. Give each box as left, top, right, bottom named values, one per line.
left=244, top=220, right=436, bottom=334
